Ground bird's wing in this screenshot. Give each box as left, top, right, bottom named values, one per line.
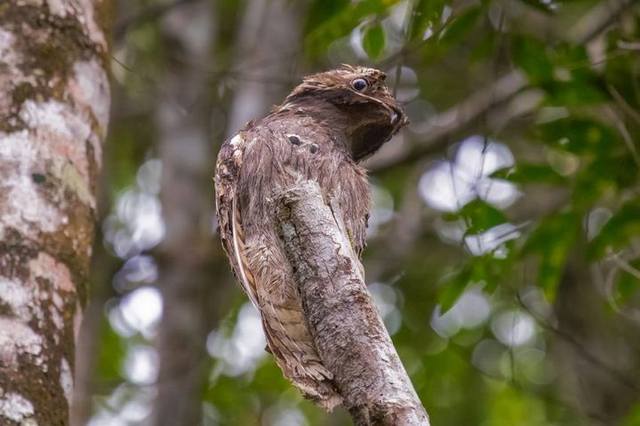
left=214, top=126, right=345, bottom=409
left=214, top=133, right=260, bottom=309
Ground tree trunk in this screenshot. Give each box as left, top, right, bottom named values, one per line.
left=553, top=258, right=640, bottom=424
left=225, top=0, right=303, bottom=137
left=276, top=181, right=430, bottom=426
left=0, top=1, right=110, bottom=425
left=152, top=3, right=223, bottom=425
left=152, top=0, right=303, bottom=421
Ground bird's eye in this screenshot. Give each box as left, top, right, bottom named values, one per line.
left=351, top=78, right=368, bottom=92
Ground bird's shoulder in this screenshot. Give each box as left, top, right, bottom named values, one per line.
left=263, top=112, right=338, bottom=148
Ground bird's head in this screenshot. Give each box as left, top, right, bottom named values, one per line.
left=283, top=65, right=408, bottom=162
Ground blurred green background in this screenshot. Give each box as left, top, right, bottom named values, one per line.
left=77, top=0, right=640, bottom=425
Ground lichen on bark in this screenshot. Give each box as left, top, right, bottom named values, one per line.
left=276, top=181, right=429, bottom=426
left=0, top=1, right=110, bottom=424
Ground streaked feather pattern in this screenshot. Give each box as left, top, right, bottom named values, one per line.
left=214, top=66, right=406, bottom=410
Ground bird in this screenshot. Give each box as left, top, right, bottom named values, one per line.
left=214, top=64, right=407, bottom=409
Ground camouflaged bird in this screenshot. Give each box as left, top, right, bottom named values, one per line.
left=214, top=65, right=407, bottom=409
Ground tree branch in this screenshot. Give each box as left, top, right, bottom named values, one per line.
left=276, top=181, right=429, bottom=426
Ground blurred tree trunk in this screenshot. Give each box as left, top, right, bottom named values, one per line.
left=151, top=1, right=303, bottom=423
left=71, top=235, right=119, bottom=426
left=152, top=3, right=222, bottom=426
left=225, top=0, right=303, bottom=137
left=553, top=253, right=640, bottom=424
left=0, top=1, right=110, bottom=425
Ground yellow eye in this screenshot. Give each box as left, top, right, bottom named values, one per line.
left=351, top=78, right=368, bottom=91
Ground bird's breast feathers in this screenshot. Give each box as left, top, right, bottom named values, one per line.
left=215, top=120, right=370, bottom=291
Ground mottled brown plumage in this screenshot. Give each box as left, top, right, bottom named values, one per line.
left=214, top=65, right=407, bottom=409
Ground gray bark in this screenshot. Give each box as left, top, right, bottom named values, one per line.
left=152, top=3, right=221, bottom=425
left=0, top=1, right=110, bottom=424
left=276, top=181, right=429, bottom=426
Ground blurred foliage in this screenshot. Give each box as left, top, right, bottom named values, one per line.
left=88, top=0, right=640, bottom=425
left=362, top=22, right=386, bottom=59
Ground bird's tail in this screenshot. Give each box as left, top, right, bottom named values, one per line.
left=261, top=305, right=342, bottom=411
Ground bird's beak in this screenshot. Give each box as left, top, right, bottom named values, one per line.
left=375, top=89, right=408, bottom=130
left=385, top=101, right=408, bottom=134
left=354, top=87, right=408, bottom=130
left=389, top=104, right=408, bottom=128
left=390, top=110, right=399, bottom=125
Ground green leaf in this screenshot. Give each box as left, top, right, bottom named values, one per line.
left=304, top=0, right=399, bottom=58
left=96, top=321, right=127, bottom=383
left=408, top=0, right=445, bottom=41
left=538, top=118, right=618, bottom=155
left=438, top=254, right=513, bottom=313
left=570, top=155, right=639, bottom=210
left=362, top=23, right=386, bottom=59
left=438, top=6, right=481, bottom=45
left=513, top=39, right=608, bottom=104
left=571, top=154, right=638, bottom=209
left=605, top=54, right=640, bottom=113
left=622, top=403, right=640, bottom=426
left=438, top=266, right=472, bottom=313
left=512, top=36, right=554, bottom=83
left=304, top=0, right=350, bottom=34
left=455, top=199, right=508, bottom=235
left=592, top=154, right=639, bottom=190
left=543, top=79, right=608, bottom=106
left=589, top=200, right=640, bottom=258
left=546, top=44, right=608, bottom=105
left=524, top=211, right=579, bottom=300
left=491, top=163, right=566, bottom=185
left=552, top=43, right=590, bottom=78
left=614, top=259, right=640, bottom=306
